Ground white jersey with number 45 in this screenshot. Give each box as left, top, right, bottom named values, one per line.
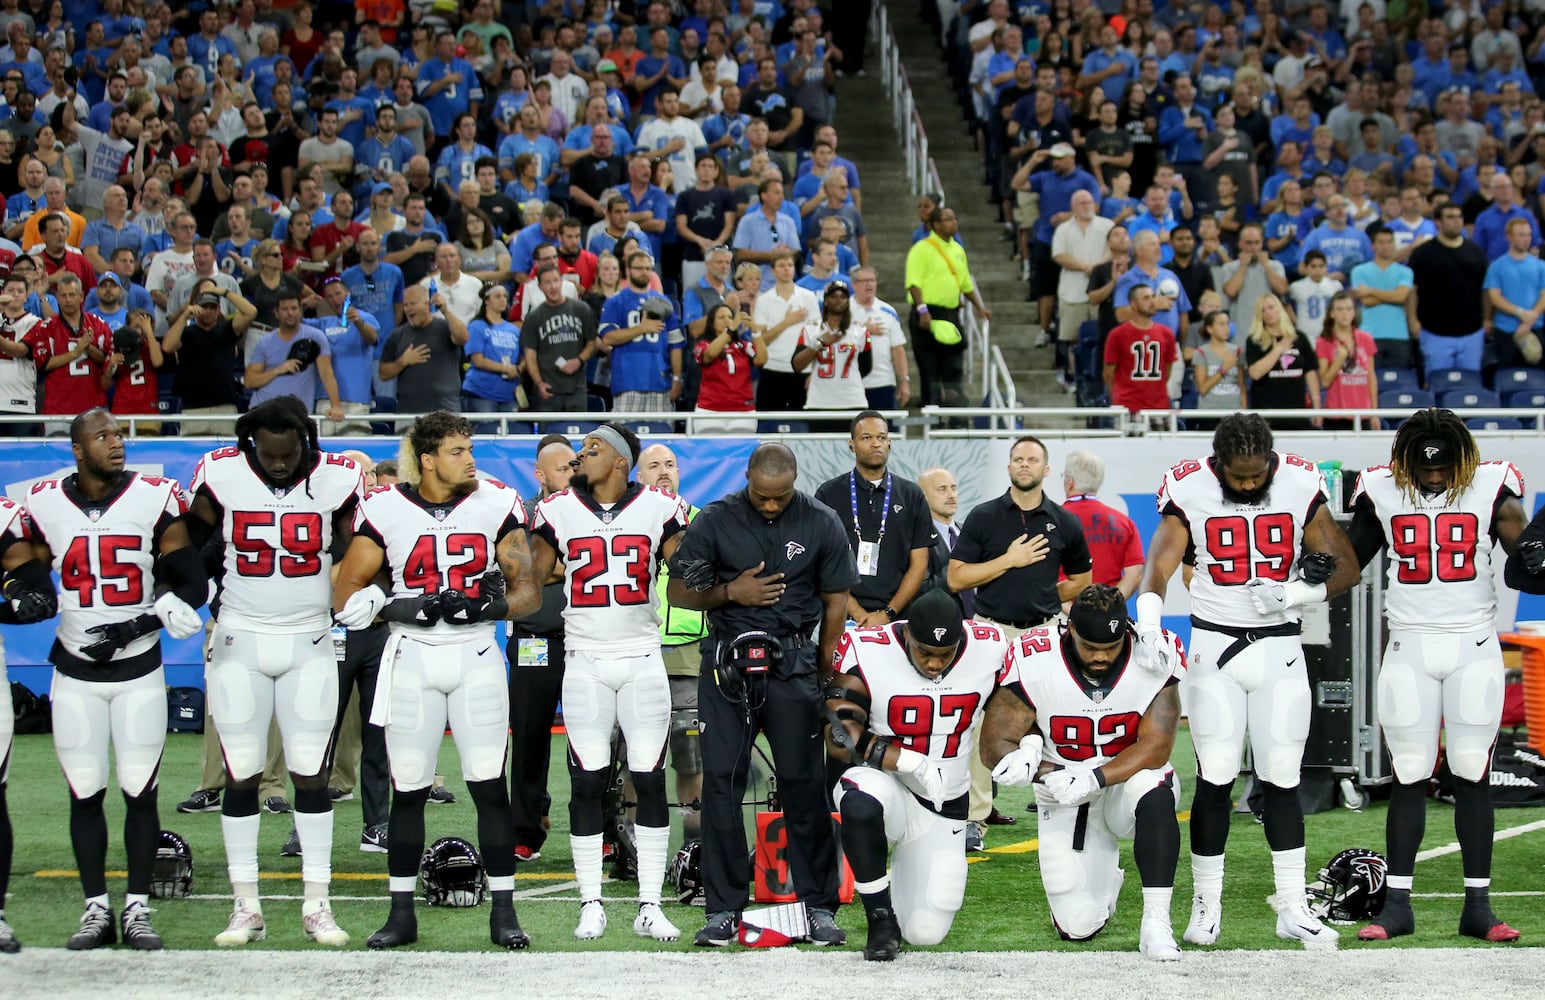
left=191, top=447, right=365, bottom=634
left=997, top=625, right=1184, bottom=770
left=833, top=621, right=1010, bottom=803
left=530, top=484, right=690, bottom=656
left=354, top=480, right=527, bottom=643
left=1157, top=452, right=1328, bottom=628
left=1352, top=461, right=1523, bottom=633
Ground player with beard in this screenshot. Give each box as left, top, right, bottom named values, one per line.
left=183, top=397, right=366, bottom=947
left=528, top=423, right=691, bottom=942
left=1352, top=410, right=1526, bottom=942
left=334, top=411, right=542, bottom=950
left=827, top=589, right=1008, bottom=961
left=23, top=408, right=207, bottom=950
left=1139, top=413, right=1360, bottom=948
left=983, top=585, right=1187, bottom=959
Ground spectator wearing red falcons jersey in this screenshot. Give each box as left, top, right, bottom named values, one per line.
left=23, top=272, right=112, bottom=425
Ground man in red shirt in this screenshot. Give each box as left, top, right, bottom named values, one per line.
left=24, top=272, right=113, bottom=419
left=557, top=217, right=599, bottom=291
left=310, top=190, right=370, bottom=281
left=1102, top=283, right=1178, bottom=415
left=103, top=309, right=164, bottom=423
left=1059, top=449, right=1145, bottom=596
left=37, top=213, right=98, bottom=292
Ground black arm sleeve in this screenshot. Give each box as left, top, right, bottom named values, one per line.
left=1505, top=503, right=1545, bottom=594
left=158, top=545, right=210, bottom=608
left=1346, top=497, right=1387, bottom=571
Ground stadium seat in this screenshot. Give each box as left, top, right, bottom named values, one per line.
left=586, top=394, right=608, bottom=412
left=156, top=396, right=181, bottom=436
left=627, top=421, right=673, bottom=435
left=756, top=419, right=809, bottom=434
left=1493, top=367, right=1545, bottom=393
left=1506, top=390, right=1545, bottom=409
left=545, top=420, right=600, bottom=436
left=1377, top=367, right=1420, bottom=392
left=1427, top=368, right=1485, bottom=393
left=500, top=421, right=535, bottom=435
left=1437, top=388, right=1500, bottom=409
left=1378, top=389, right=1436, bottom=409
left=1466, top=417, right=1524, bottom=431
left=370, top=396, right=398, bottom=436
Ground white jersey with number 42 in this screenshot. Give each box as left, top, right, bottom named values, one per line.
left=997, top=625, right=1184, bottom=770
left=191, top=447, right=365, bottom=633
left=1353, top=461, right=1523, bottom=633
left=530, top=484, right=690, bottom=656
left=833, top=621, right=1010, bottom=803
left=1157, top=452, right=1328, bottom=628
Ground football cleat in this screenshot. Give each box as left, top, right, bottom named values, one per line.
left=1272, top=894, right=1339, bottom=949
left=574, top=899, right=607, bottom=940
left=214, top=898, right=266, bottom=947
left=120, top=902, right=164, bottom=951
left=176, top=788, right=222, bottom=813
left=1357, top=894, right=1414, bottom=940
left=360, top=823, right=388, bottom=854
left=281, top=827, right=302, bottom=857
left=427, top=786, right=456, bottom=805
left=0, top=915, right=20, bottom=953
left=694, top=910, right=739, bottom=947
left=807, top=907, right=846, bottom=946
left=1460, top=906, right=1522, bottom=942
left=634, top=902, right=680, bottom=942
left=862, top=907, right=902, bottom=961
left=1183, top=893, right=1220, bottom=946
left=67, top=903, right=116, bottom=950
left=263, top=796, right=293, bottom=815
left=329, top=788, right=354, bottom=802
left=490, top=902, right=531, bottom=949
left=303, top=900, right=350, bottom=947
left=1139, top=910, right=1181, bottom=961
left=965, top=821, right=985, bottom=853
left=367, top=907, right=418, bottom=949
left=514, top=845, right=541, bottom=862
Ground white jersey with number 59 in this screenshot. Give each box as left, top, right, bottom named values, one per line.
left=1352, top=461, right=1522, bottom=633
left=997, top=625, right=1184, bottom=770
left=833, top=621, right=1010, bottom=804
left=1156, top=452, right=1328, bottom=628
left=530, top=483, right=689, bottom=656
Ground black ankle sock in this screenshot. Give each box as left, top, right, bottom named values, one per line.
left=860, top=888, right=892, bottom=916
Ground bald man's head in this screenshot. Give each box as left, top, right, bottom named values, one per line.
left=638, top=443, right=679, bottom=493
left=535, top=439, right=579, bottom=495
left=342, top=449, right=377, bottom=488
left=918, top=466, right=959, bottom=522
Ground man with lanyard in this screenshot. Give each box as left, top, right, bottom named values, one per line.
left=640, top=443, right=710, bottom=841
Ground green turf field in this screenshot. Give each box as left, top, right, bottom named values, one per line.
left=4, top=728, right=1544, bottom=953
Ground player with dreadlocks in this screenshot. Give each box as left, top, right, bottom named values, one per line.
left=1350, top=409, right=1527, bottom=942
left=183, top=396, right=367, bottom=948
left=1140, top=412, right=1360, bottom=949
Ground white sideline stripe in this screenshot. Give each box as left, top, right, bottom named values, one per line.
left=1411, top=891, right=1545, bottom=899
left=1413, top=818, right=1545, bottom=862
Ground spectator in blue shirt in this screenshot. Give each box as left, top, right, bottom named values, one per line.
left=187, top=10, right=236, bottom=79
left=460, top=284, right=523, bottom=429
left=313, top=277, right=378, bottom=433
left=324, top=67, right=377, bottom=150
left=1483, top=48, right=1534, bottom=98
left=1126, top=183, right=1179, bottom=264
left=633, top=26, right=688, bottom=116
left=1485, top=216, right=1545, bottom=368
left=1350, top=228, right=1417, bottom=368
left=733, top=176, right=802, bottom=286
left=509, top=203, right=566, bottom=283
left=1156, top=76, right=1211, bottom=193
left=1264, top=179, right=1315, bottom=277
left=1079, top=25, right=1138, bottom=104
left=417, top=31, right=483, bottom=138
left=1474, top=173, right=1542, bottom=261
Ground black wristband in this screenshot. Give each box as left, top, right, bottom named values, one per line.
left=1093, top=767, right=1107, bottom=788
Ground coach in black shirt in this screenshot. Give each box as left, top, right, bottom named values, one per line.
left=668, top=443, right=857, bottom=946
left=814, top=411, right=935, bottom=625
left=949, top=435, right=1093, bottom=630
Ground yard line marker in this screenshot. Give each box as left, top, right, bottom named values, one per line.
left=1412, top=891, right=1545, bottom=899
left=1414, top=819, right=1545, bottom=862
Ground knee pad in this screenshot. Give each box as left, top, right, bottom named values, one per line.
left=669, top=708, right=703, bottom=777
left=293, top=785, right=331, bottom=814
left=1194, top=743, right=1243, bottom=787
left=900, top=911, right=952, bottom=947
left=1053, top=900, right=1109, bottom=942
left=1039, top=848, right=1086, bottom=899
left=838, top=787, right=885, bottom=831
left=1135, top=785, right=1177, bottom=822
left=224, top=784, right=261, bottom=817
left=630, top=768, right=669, bottom=827
left=1446, top=744, right=1492, bottom=783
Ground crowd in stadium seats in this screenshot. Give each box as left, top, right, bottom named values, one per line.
left=0, top=0, right=890, bottom=435
left=938, top=0, right=1545, bottom=425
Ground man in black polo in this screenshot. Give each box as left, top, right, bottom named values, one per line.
left=814, top=411, right=935, bottom=627
left=947, top=434, right=1092, bottom=848
left=667, top=443, right=857, bottom=949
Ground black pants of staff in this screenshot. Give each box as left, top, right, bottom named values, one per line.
left=331, top=622, right=390, bottom=829
left=697, top=644, right=842, bottom=915
left=909, top=304, right=966, bottom=408
left=507, top=629, right=567, bottom=854
left=831, top=0, right=871, bottom=73
left=755, top=369, right=808, bottom=413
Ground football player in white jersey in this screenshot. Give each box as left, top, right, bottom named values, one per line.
left=23, top=409, right=208, bottom=951
left=1350, top=409, right=1527, bottom=942
left=982, top=585, right=1187, bottom=960
left=1139, top=413, right=1360, bottom=949
left=184, top=397, right=365, bottom=948
left=0, top=494, right=56, bottom=954
left=528, top=423, right=692, bottom=943
left=333, top=411, right=542, bottom=950
left=825, top=588, right=1008, bottom=961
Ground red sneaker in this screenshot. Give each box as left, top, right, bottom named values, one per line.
left=515, top=845, right=541, bottom=862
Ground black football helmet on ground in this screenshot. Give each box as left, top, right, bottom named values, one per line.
left=150, top=830, right=194, bottom=899
left=1306, top=848, right=1388, bottom=924
left=421, top=836, right=487, bottom=907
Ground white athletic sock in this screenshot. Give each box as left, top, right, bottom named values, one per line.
left=1190, top=853, right=1224, bottom=901
left=488, top=874, right=514, bottom=893
left=571, top=833, right=605, bottom=902
left=1387, top=874, right=1414, bottom=891
left=222, top=813, right=261, bottom=886
left=854, top=875, right=891, bottom=895
left=633, top=825, right=671, bottom=906
left=86, top=893, right=110, bottom=910
left=388, top=875, right=417, bottom=894
left=1464, top=877, right=1491, bottom=889
left=124, top=892, right=149, bottom=910
left=233, top=883, right=261, bottom=909
left=294, top=809, right=335, bottom=892
left=1271, top=846, right=1307, bottom=903
left=1142, top=886, right=1174, bottom=916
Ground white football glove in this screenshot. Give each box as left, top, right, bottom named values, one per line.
left=336, top=584, right=388, bottom=629
left=1132, top=591, right=1171, bottom=675
left=1042, top=765, right=1103, bottom=807
left=1245, top=578, right=1326, bottom=616
left=991, top=734, right=1044, bottom=787
left=894, top=747, right=948, bottom=810
left=153, top=592, right=202, bottom=640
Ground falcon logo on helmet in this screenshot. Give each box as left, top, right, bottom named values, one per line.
left=421, top=836, right=488, bottom=907
left=933, top=627, right=948, bottom=641
left=287, top=337, right=322, bottom=372
left=1424, top=446, right=1441, bottom=460
left=667, top=838, right=704, bottom=905
left=150, top=830, right=194, bottom=899
left=1306, top=848, right=1389, bottom=924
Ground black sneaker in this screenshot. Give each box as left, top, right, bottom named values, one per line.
left=119, top=903, right=164, bottom=951
left=329, top=788, right=354, bottom=802
left=176, top=789, right=221, bottom=814
left=863, top=907, right=902, bottom=961
left=0, top=915, right=20, bottom=953
left=360, top=823, right=388, bottom=854
left=694, top=910, right=739, bottom=947
left=490, top=902, right=531, bottom=949
left=281, top=827, right=302, bottom=857
left=367, top=907, right=418, bottom=949
left=427, top=786, right=456, bottom=805
left=807, top=907, right=846, bottom=946
left=66, top=903, right=116, bottom=950
left=263, top=796, right=293, bottom=815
